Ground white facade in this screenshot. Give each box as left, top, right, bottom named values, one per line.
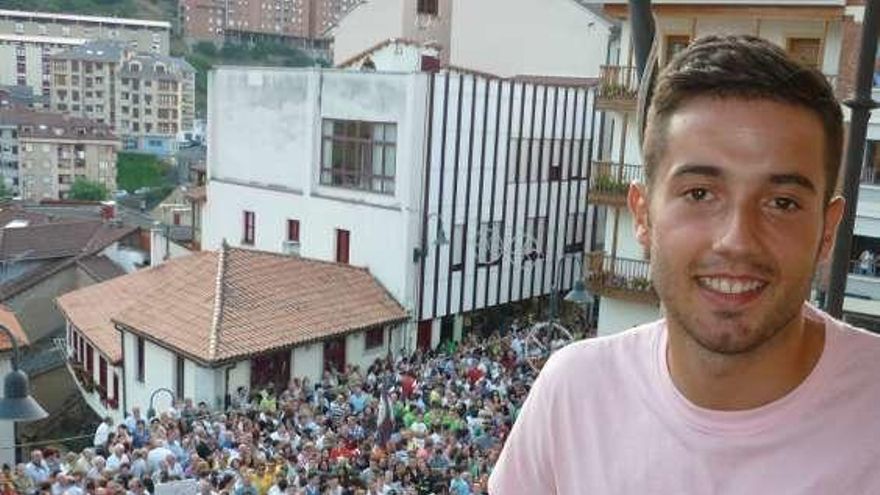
left=65, top=323, right=125, bottom=424
left=449, top=0, right=610, bottom=78
left=332, top=0, right=611, bottom=78
left=116, top=326, right=397, bottom=415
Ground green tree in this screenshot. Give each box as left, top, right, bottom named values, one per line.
left=69, top=178, right=109, bottom=201
left=0, top=182, right=13, bottom=201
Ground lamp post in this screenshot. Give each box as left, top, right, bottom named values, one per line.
left=146, top=387, right=175, bottom=419
left=412, top=212, right=449, bottom=263
left=0, top=324, right=47, bottom=421
left=548, top=256, right=592, bottom=329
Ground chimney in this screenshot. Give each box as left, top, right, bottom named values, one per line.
left=100, top=200, right=116, bottom=221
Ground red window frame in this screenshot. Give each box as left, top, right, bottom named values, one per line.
left=336, top=229, right=350, bottom=264
left=287, top=219, right=300, bottom=242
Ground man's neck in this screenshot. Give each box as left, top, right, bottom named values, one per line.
left=666, top=311, right=825, bottom=411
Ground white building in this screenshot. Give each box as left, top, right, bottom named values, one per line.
left=588, top=0, right=853, bottom=335
left=331, top=0, right=613, bottom=78
left=57, top=245, right=406, bottom=420
left=205, top=66, right=594, bottom=350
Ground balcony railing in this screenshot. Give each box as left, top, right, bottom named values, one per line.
left=861, top=166, right=880, bottom=186
left=589, top=161, right=643, bottom=206
left=596, top=65, right=639, bottom=111
left=585, top=251, right=658, bottom=304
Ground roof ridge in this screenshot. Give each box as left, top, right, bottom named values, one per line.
left=207, top=241, right=229, bottom=360
left=226, top=246, right=372, bottom=273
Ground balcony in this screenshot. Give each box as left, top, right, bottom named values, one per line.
left=596, top=65, right=639, bottom=112
left=585, top=251, right=659, bottom=304
left=589, top=161, right=643, bottom=206
left=66, top=357, right=117, bottom=417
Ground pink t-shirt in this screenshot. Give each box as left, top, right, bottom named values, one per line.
left=489, top=304, right=880, bottom=494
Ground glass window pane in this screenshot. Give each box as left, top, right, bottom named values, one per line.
left=322, top=139, right=333, bottom=167
left=385, top=124, right=397, bottom=143
left=372, top=144, right=383, bottom=175
left=372, top=123, right=384, bottom=141
left=384, top=146, right=396, bottom=177
left=323, top=120, right=333, bottom=137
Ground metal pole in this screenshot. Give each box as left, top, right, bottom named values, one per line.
left=825, top=1, right=880, bottom=318
left=628, top=0, right=656, bottom=79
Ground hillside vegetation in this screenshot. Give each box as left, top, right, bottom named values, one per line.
left=0, top=0, right=176, bottom=21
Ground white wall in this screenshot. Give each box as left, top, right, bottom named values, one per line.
left=292, top=344, right=322, bottom=384
left=122, top=332, right=177, bottom=415
left=345, top=327, right=392, bottom=372
left=331, top=0, right=405, bottom=66
left=449, top=0, right=610, bottom=78
left=596, top=297, right=660, bottom=336
left=149, top=228, right=193, bottom=267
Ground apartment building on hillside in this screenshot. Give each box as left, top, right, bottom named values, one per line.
left=586, top=0, right=874, bottom=335
left=0, top=9, right=171, bottom=101
left=47, top=40, right=195, bottom=156
left=179, top=0, right=358, bottom=42
left=0, top=108, right=118, bottom=200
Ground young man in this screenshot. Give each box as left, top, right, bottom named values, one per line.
left=489, top=35, right=880, bottom=493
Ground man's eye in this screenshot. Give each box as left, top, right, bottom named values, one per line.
left=684, top=188, right=711, bottom=201
left=772, top=197, right=800, bottom=211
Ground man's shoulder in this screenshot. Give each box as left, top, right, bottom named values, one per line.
left=544, top=319, right=664, bottom=375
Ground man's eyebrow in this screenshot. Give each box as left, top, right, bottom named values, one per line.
left=669, top=164, right=721, bottom=179
left=769, top=173, right=817, bottom=194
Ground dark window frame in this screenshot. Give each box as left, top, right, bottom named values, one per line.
left=364, top=327, right=384, bottom=350
left=243, top=210, right=255, bottom=245
left=320, top=119, right=396, bottom=195
left=136, top=336, right=145, bottom=383
left=417, top=0, right=438, bottom=15
left=287, top=219, right=300, bottom=242
left=336, top=228, right=350, bottom=264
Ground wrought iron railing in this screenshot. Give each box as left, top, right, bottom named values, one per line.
left=597, top=65, right=639, bottom=102
left=585, top=251, right=656, bottom=301
left=589, top=161, right=643, bottom=201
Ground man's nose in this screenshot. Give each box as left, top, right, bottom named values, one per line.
left=712, top=205, right=762, bottom=256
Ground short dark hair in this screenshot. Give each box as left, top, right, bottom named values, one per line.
left=642, top=35, right=843, bottom=203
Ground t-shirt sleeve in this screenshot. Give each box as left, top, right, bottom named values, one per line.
left=489, top=359, right=559, bottom=494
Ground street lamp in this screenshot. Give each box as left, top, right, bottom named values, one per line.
left=0, top=324, right=47, bottom=421
left=412, top=212, right=449, bottom=262
left=548, top=256, right=591, bottom=324
left=146, top=387, right=175, bottom=419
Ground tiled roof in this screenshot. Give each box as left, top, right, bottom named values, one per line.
left=77, top=255, right=127, bottom=282
left=60, top=247, right=407, bottom=366
left=0, top=108, right=117, bottom=141
left=0, top=221, right=139, bottom=300
left=337, top=38, right=427, bottom=68
left=0, top=304, right=29, bottom=351
left=0, top=220, right=134, bottom=262
left=0, top=207, right=51, bottom=228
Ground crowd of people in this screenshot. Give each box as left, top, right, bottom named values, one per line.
left=5, top=326, right=545, bottom=494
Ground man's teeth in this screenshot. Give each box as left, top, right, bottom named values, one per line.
left=698, top=277, right=765, bottom=294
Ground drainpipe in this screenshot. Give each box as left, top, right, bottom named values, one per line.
left=628, top=0, right=656, bottom=80
left=825, top=1, right=880, bottom=319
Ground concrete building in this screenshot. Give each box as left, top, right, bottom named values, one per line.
left=0, top=9, right=171, bottom=100
left=47, top=41, right=195, bottom=157
left=0, top=108, right=119, bottom=199
left=57, top=245, right=406, bottom=421
left=587, top=1, right=855, bottom=336
left=180, top=0, right=357, bottom=42
left=205, top=66, right=594, bottom=351
left=331, top=0, right=613, bottom=78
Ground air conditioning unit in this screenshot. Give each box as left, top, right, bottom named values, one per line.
left=281, top=240, right=300, bottom=256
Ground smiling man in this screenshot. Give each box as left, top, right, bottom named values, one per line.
left=489, top=35, right=880, bottom=494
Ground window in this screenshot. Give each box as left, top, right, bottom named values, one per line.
left=565, top=212, right=585, bottom=252
left=86, top=344, right=94, bottom=374
left=365, top=327, right=384, bottom=350
left=417, top=0, right=438, bottom=15
left=243, top=210, right=255, bottom=245
left=99, top=356, right=107, bottom=396
left=664, top=35, right=690, bottom=65
left=336, top=228, right=350, bottom=264
left=287, top=219, right=300, bottom=242
left=112, top=374, right=119, bottom=408
left=787, top=38, right=822, bottom=70
left=136, top=336, right=145, bottom=382
left=320, top=120, right=396, bottom=195
left=176, top=356, right=185, bottom=400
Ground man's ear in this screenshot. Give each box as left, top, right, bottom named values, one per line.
left=628, top=182, right=651, bottom=251
left=818, top=195, right=845, bottom=262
